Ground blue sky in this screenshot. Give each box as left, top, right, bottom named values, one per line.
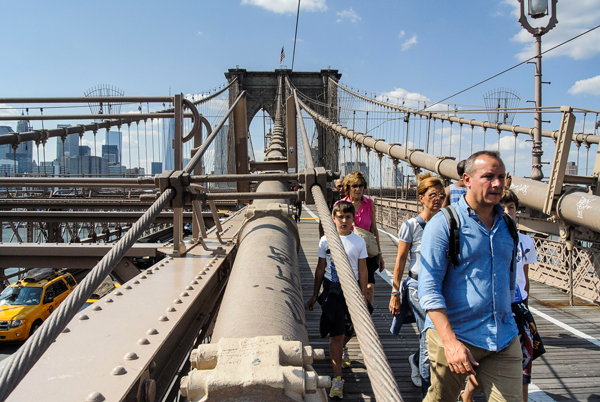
left=0, top=0, right=599, bottom=177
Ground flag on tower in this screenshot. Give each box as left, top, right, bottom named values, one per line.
left=279, top=46, right=285, bottom=64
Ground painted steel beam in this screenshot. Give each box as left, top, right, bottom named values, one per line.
left=0, top=211, right=222, bottom=223
left=5, top=210, right=246, bottom=402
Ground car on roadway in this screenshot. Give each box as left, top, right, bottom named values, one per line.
left=0, top=269, right=77, bottom=341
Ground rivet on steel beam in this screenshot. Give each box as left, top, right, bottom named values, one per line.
left=158, top=316, right=169, bottom=322
left=133, top=280, right=140, bottom=284
left=159, top=263, right=165, bottom=267
left=124, top=352, right=139, bottom=360
left=167, top=307, right=176, bottom=313
left=154, top=266, right=160, bottom=271
left=138, top=338, right=150, bottom=345
left=115, top=291, right=123, bottom=296
left=111, top=366, right=127, bottom=376
left=92, top=305, right=102, bottom=311
left=105, top=298, right=113, bottom=303
left=79, top=314, right=89, bottom=321
left=140, top=275, right=147, bottom=280
left=146, top=269, right=153, bottom=275
left=191, top=280, right=198, bottom=285
left=147, top=328, right=159, bottom=335
left=173, top=299, right=182, bottom=304
left=185, top=286, right=194, bottom=291
left=124, top=285, right=132, bottom=290
left=180, top=292, right=189, bottom=297
left=62, top=327, right=71, bottom=333
left=86, top=391, right=105, bottom=402
left=195, top=275, right=202, bottom=280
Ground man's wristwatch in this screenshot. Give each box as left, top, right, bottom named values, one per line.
left=391, top=289, right=400, bottom=297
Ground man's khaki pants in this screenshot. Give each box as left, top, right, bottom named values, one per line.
left=423, top=328, right=522, bottom=402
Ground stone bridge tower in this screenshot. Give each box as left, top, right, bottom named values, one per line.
left=224, top=68, right=342, bottom=174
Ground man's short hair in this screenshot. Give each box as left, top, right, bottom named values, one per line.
left=457, top=160, right=466, bottom=177
left=464, top=151, right=505, bottom=176
left=332, top=200, right=355, bottom=217
left=500, top=188, right=519, bottom=209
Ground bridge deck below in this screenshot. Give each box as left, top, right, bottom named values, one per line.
left=299, top=205, right=600, bottom=401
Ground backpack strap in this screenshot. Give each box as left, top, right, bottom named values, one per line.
left=441, top=205, right=461, bottom=267
left=503, top=214, right=519, bottom=272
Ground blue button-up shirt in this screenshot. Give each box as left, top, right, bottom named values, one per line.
left=418, top=196, right=518, bottom=352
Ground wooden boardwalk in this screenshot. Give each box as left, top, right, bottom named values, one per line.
left=299, top=205, right=600, bottom=401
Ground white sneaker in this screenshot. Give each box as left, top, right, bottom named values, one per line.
left=408, top=353, right=421, bottom=388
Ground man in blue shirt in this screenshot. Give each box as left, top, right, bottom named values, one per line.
left=419, top=151, right=521, bottom=401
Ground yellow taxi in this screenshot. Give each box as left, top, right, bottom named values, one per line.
left=0, top=268, right=77, bottom=341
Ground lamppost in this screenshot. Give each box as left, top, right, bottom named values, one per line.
left=518, top=0, right=558, bottom=180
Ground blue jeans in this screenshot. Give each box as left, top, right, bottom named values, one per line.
left=408, top=284, right=430, bottom=397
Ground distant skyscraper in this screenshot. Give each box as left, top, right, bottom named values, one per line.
left=104, top=131, right=122, bottom=164
left=340, top=161, right=369, bottom=181
left=163, top=119, right=175, bottom=171
left=151, top=162, right=162, bottom=175
left=384, top=165, right=404, bottom=187
left=566, top=161, right=578, bottom=175
left=102, top=145, right=120, bottom=164
left=0, top=125, right=33, bottom=174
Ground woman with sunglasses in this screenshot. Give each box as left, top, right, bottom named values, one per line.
left=389, top=173, right=445, bottom=397
left=341, top=171, right=385, bottom=305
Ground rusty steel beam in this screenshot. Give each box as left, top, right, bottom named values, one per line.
left=0, top=211, right=221, bottom=223
left=5, top=211, right=246, bottom=402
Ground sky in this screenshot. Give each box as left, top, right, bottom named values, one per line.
left=0, top=0, right=599, bottom=177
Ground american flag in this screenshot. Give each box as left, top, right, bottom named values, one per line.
left=279, top=46, right=285, bottom=64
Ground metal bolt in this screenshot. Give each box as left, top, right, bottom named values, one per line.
left=92, top=305, right=102, bottom=311
left=154, top=267, right=160, bottom=271
left=62, top=327, right=71, bottom=333
left=140, top=275, right=147, bottom=280
left=133, top=280, right=140, bottom=285
left=185, top=286, right=194, bottom=291
left=158, top=316, right=169, bottom=322
left=115, top=291, right=123, bottom=296
left=124, top=285, right=132, bottom=290
left=86, top=391, right=105, bottom=402
left=138, top=338, right=150, bottom=345
left=124, top=352, right=139, bottom=360
left=166, top=307, right=176, bottom=312
left=146, top=269, right=153, bottom=275
left=191, top=280, right=198, bottom=285
left=78, top=314, right=89, bottom=321
left=147, top=328, right=158, bottom=335
left=180, top=292, right=189, bottom=297
left=111, top=366, right=127, bottom=376
left=173, top=299, right=182, bottom=304
left=105, top=298, right=114, bottom=303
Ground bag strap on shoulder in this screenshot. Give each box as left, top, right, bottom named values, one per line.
left=441, top=205, right=460, bottom=267
left=503, top=214, right=519, bottom=272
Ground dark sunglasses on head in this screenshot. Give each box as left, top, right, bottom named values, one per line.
left=351, top=184, right=365, bottom=189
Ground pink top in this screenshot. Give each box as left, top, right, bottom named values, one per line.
left=342, top=195, right=373, bottom=231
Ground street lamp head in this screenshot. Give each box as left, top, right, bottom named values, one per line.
left=518, top=0, right=558, bottom=36
left=529, top=0, right=549, bottom=19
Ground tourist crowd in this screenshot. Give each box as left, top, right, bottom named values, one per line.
left=306, top=151, right=544, bottom=401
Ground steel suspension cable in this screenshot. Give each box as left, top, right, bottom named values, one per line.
left=291, top=86, right=403, bottom=401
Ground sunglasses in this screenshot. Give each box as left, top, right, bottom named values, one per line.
left=426, top=192, right=446, bottom=199
left=351, top=184, right=365, bottom=189
left=335, top=185, right=343, bottom=189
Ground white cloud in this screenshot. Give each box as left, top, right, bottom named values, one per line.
left=336, top=8, right=361, bottom=23
left=377, top=87, right=430, bottom=109
left=398, top=30, right=405, bottom=38
left=503, top=0, right=600, bottom=61
left=569, top=75, right=600, bottom=95
left=401, top=34, right=417, bottom=51
left=241, top=0, right=327, bottom=14
left=197, top=31, right=203, bottom=35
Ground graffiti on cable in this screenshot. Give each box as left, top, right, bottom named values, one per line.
left=576, top=196, right=594, bottom=219
left=512, top=184, right=529, bottom=196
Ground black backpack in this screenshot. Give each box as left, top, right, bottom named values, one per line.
left=440, top=205, right=519, bottom=271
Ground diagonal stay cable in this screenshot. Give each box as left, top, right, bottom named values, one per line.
left=291, top=84, right=402, bottom=401
left=0, top=188, right=175, bottom=402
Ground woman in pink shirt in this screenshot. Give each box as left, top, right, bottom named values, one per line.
left=342, top=171, right=385, bottom=304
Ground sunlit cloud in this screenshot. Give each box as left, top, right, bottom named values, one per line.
left=568, top=75, right=600, bottom=95
left=336, top=8, right=361, bottom=23
left=401, top=34, right=417, bottom=51
left=241, top=0, right=327, bottom=14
